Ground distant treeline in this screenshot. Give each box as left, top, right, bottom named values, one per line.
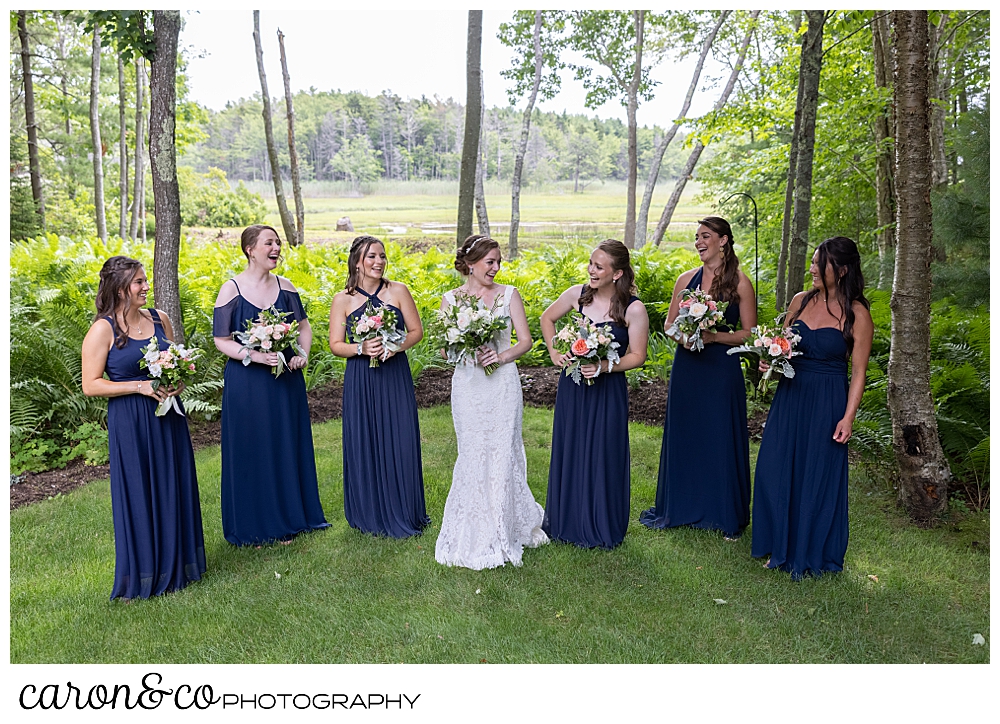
left=183, top=90, right=695, bottom=191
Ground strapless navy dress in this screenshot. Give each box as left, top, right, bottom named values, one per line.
left=751, top=320, right=850, bottom=579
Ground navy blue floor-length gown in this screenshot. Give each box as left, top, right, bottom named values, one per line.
left=542, top=294, right=639, bottom=549
left=640, top=268, right=751, bottom=538
left=213, top=281, right=329, bottom=546
left=105, top=310, right=206, bottom=599
left=342, top=280, right=429, bottom=537
left=751, top=320, right=850, bottom=579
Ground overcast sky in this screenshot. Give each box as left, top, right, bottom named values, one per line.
left=179, top=7, right=729, bottom=128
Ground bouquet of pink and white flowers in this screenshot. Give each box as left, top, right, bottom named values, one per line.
left=727, top=321, right=803, bottom=392
left=349, top=302, right=407, bottom=368
left=138, top=337, right=203, bottom=416
left=551, top=312, right=621, bottom=386
left=665, top=287, right=729, bottom=352
left=235, top=306, right=306, bottom=377
left=430, top=291, right=510, bottom=375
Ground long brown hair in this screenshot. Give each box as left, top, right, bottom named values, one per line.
left=788, top=236, right=870, bottom=356
left=345, top=235, right=392, bottom=295
left=94, top=255, right=144, bottom=349
left=579, top=239, right=637, bottom=327
left=455, top=234, right=501, bottom=274
left=697, top=216, right=740, bottom=306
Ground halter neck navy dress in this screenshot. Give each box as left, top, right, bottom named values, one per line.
left=752, top=320, right=850, bottom=579
left=342, top=280, right=429, bottom=537
left=104, top=310, right=206, bottom=599
left=213, top=279, right=329, bottom=546
left=640, top=267, right=751, bottom=538
left=543, top=291, right=639, bottom=549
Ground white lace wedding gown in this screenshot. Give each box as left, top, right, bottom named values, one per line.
left=435, top=285, right=549, bottom=569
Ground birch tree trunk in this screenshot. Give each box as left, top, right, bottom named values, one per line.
left=17, top=11, right=45, bottom=230
left=652, top=11, right=759, bottom=245
left=129, top=59, right=146, bottom=240
left=474, top=76, right=490, bottom=237
left=253, top=11, right=296, bottom=246
left=457, top=10, right=483, bottom=247
left=887, top=9, right=951, bottom=520
left=927, top=12, right=950, bottom=191
left=90, top=26, right=107, bottom=241
left=278, top=28, right=304, bottom=246
left=635, top=10, right=729, bottom=249
left=872, top=10, right=896, bottom=289
left=118, top=56, right=128, bottom=240
left=509, top=10, right=543, bottom=259
left=784, top=10, right=825, bottom=304
left=622, top=10, right=645, bottom=248
left=149, top=10, right=184, bottom=342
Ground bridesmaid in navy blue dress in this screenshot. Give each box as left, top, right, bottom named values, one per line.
left=752, top=237, right=873, bottom=579
left=328, top=235, right=429, bottom=537
left=212, top=225, right=329, bottom=546
left=640, top=217, right=757, bottom=539
left=540, top=240, right=650, bottom=549
left=81, top=256, right=206, bottom=599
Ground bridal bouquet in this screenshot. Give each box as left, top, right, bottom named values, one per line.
left=138, top=338, right=203, bottom=416
left=665, top=287, right=729, bottom=352
left=551, top=312, right=621, bottom=386
left=727, top=321, right=803, bottom=393
left=430, top=291, right=510, bottom=375
left=235, top=306, right=307, bottom=377
left=349, top=302, right=406, bottom=368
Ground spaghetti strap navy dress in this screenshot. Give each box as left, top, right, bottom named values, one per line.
left=542, top=292, right=638, bottom=549
left=213, top=279, right=329, bottom=546
left=751, top=320, right=850, bottom=579
left=640, top=267, right=751, bottom=538
left=104, top=310, right=206, bottom=599
left=342, top=280, right=429, bottom=537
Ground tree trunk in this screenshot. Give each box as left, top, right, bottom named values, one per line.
left=872, top=10, right=896, bottom=289
left=509, top=10, right=543, bottom=259
left=118, top=56, right=128, bottom=240
left=253, top=11, right=296, bottom=246
left=622, top=10, right=645, bottom=248
left=277, top=28, right=304, bottom=246
left=927, top=12, right=950, bottom=191
left=457, top=10, right=483, bottom=247
left=129, top=59, right=146, bottom=240
left=18, top=11, right=45, bottom=231
left=887, top=9, right=951, bottom=520
left=149, top=10, right=184, bottom=342
left=474, top=75, right=490, bottom=237
left=635, top=10, right=729, bottom=249
left=776, top=55, right=807, bottom=313
left=90, top=26, right=107, bottom=241
left=784, top=10, right=825, bottom=304
left=653, top=11, right=759, bottom=245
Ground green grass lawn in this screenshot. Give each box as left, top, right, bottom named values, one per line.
left=10, top=407, right=989, bottom=664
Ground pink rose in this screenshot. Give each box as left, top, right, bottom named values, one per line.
left=189, top=363, right=196, bottom=371
left=370, top=316, right=383, bottom=327
left=708, top=301, right=717, bottom=311
left=680, top=298, right=692, bottom=308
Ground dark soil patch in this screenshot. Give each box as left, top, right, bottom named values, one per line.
left=11, top=366, right=672, bottom=511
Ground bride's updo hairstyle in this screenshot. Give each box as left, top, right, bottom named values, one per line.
left=345, top=235, right=391, bottom=295
left=455, top=234, right=500, bottom=275
left=579, top=239, right=637, bottom=327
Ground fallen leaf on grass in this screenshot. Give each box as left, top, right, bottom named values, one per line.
left=480, top=658, right=488, bottom=663
left=437, top=635, right=444, bottom=640
left=807, top=608, right=817, bottom=616
left=972, top=633, right=985, bottom=646
left=713, top=599, right=727, bottom=605
left=867, top=574, right=879, bottom=583
left=274, top=572, right=281, bottom=579
left=405, top=623, right=409, bottom=629
left=555, top=610, right=565, bottom=618
left=696, top=566, right=703, bottom=570
left=475, top=588, right=481, bottom=594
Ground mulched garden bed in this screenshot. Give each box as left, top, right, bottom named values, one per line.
left=10, top=367, right=676, bottom=511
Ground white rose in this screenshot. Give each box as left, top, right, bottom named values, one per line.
left=261, top=339, right=273, bottom=350
left=144, top=349, right=160, bottom=363
left=768, top=343, right=783, bottom=356
left=356, top=319, right=371, bottom=333
left=446, top=327, right=461, bottom=344
left=456, top=311, right=472, bottom=330
left=689, top=302, right=708, bottom=319
left=147, top=362, right=162, bottom=377
left=754, top=338, right=764, bottom=347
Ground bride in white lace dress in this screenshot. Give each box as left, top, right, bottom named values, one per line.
left=435, top=235, right=548, bottom=569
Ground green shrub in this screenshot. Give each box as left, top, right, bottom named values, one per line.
left=179, top=166, right=267, bottom=228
